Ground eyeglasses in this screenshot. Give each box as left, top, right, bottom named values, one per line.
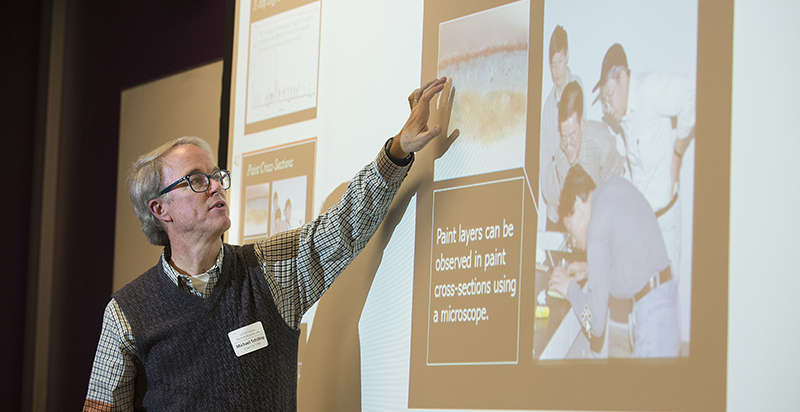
left=560, top=128, right=580, bottom=152
left=159, top=169, right=231, bottom=196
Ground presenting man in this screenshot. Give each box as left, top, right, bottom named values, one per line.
left=551, top=81, right=623, bottom=217
left=549, top=164, right=680, bottom=358
left=83, top=77, right=456, bottom=410
left=592, top=43, right=695, bottom=282
left=540, top=25, right=585, bottom=226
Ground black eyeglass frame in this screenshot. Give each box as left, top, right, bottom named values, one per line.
left=158, top=169, right=231, bottom=196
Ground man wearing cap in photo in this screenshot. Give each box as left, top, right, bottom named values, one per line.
left=592, top=43, right=695, bottom=289
left=540, top=25, right=585, bottom=228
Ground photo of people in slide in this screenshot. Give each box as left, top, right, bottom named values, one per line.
left=271, top=175, right=308, bottom=235
left=533, top=0, right=697, bottom=360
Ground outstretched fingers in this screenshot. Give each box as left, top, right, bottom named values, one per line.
left=418, top=77, right=447, bottom=105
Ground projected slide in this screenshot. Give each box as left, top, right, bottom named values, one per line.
left=409, top=0, right=697, bottom=409
left=242, top=182, right=271, bottom=239
left=434, top=0, right=529, bottom=181
left=245, top=0, right=320, bottom=133
left=237, top=139, right=316, bottom=244
left=226, top=0, right=729, bottom=410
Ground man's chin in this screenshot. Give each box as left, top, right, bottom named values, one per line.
left=215, top=218, right=232, bottom=235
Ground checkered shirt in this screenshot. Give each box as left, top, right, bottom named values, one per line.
left=83, top=143, right=411, bottom=410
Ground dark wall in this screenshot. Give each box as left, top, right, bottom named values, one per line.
left=3, top=0, right=228, bottom=410
left=1, top=2, right=43, bottom=411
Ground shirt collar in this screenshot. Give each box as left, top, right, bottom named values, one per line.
left=161, top=245, right=225, bottom=296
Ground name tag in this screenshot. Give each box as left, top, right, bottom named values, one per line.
left=228, top=321, right=269, bottom=357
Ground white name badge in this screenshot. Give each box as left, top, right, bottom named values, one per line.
left=228, top=321, right=269, bottom=357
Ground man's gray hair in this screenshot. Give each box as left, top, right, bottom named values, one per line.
left=127, top=136, right=215, bottom=246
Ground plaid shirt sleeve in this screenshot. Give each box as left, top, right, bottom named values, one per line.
left=83, top=299, right=137, bottom=411
left=255, top=141, right=412, bottom=328
left=83, top=141, right=411, bottom=408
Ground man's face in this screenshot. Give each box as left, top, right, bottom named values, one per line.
left=600, top=72, right=629, bottom=125
left=550, top=49, right=569, bottom=92
left=559, top=112, right=582, bottom=165
left=563, top=196, right=589, bottom=251
left=157, top=144, right=231, bottom=241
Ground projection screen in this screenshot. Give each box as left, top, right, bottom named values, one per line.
left=225, top=0, right=732, bottom=410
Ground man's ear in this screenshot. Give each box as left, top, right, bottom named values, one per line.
left=148, top=198, right=172, bottom=223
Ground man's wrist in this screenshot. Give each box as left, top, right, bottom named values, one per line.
left=385, top=137, right=413, bottom=166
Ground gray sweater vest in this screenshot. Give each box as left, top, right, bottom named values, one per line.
left=114, top=243, right=300, bottom=411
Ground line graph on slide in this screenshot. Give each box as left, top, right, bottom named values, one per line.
left=246, top=1, right=321, bottom=124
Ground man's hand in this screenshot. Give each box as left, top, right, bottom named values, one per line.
left=568, top=261, right=589, bottom=282
left=549, top=266, right=571, bottom=298
left=391, top=77, right=459, bottom=158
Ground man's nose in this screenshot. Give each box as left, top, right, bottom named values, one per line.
left=207, top=177, right=223, bottom=195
